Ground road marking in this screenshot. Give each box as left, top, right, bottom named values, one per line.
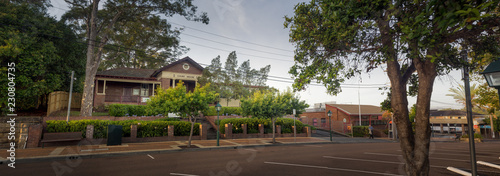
left=369, top=152, right=470, bottom=162
left=324, top=156, right=402, bottom=165
left=477, top=161, right=500, bottom=170
left=447, top=167, right=472, bottom=176
left=147, top=154, right=154, bottom=159
left=324, top=156, right=447, bottom=169
left=264, top=161, right=404, bottom=176
left=49, top=147, right=66, bottom=156
left=170, top=173, right=199, bottom=176
left=365, top=152, right=400, bottom=157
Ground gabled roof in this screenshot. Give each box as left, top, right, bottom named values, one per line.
left=151, top=56, right=204, bottom=77
left=96, top=68, right=156, bottom=78
left=430, top=110, right=484, bottom=116
left=327, top=104, right=383, bottom=115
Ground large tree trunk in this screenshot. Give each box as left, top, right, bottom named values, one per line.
left=188, top=116, right=195, bottom=147
left=80, top=0, right=100, bottom=117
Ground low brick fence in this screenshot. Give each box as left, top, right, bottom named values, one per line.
left=32, top=124, right=208, bottom=148
left=222, top=123, right=311, bottom=139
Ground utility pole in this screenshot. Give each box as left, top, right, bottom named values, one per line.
left=66, top=71, right=75, bottom=123
left=463, top=49, right=477, bottom=176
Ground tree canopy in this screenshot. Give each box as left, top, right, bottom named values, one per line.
left=146, top=82, right=217, bottom=147
left=241, top=89, right=308, bottom=143
left=198, top=51, right=272, bottom=105
left=0, top=1, right=86, bottom=114
left=285, top=0, right=500, bottom=175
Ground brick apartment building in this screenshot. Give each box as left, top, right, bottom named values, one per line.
left=300, top=102, right=385, bottom=135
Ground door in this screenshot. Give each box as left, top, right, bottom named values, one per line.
left=123, top=87, right=132, bottom=102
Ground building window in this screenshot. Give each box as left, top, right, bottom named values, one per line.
left=141, top=84, right=149, bottom=96
left=132, top=88, right=140, bottom=96
left=97, top=80, right=105, bottom=94
left=313, top=119, right=318, bottom=126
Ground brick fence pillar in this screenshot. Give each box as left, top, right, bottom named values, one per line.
left=242, top=124, right=247, bottom=137
left=225, top=124, right=233, bottom=139
left=303, top=127, right=311, bottom=137
left=259, top=124, right=264, bottom=138
left=200, top=124, right=207, bottom=140
left=276, top=125, right=281, bottom=137
left=27, top=124, right=42, bottom=148
left=130, top=125, right=137, bottom=139
left=168, top=125, right=174, bottom=140
left=86, top=125, right=94, bottom=139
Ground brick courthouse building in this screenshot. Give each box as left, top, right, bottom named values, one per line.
left=93, top=57, right=204, bottom=107
left=300, top=103, right=386, bottom=136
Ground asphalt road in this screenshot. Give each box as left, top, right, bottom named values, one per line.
left=3, top=141, right=500, bottom=176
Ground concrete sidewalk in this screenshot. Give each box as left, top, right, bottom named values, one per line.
left=0, top=137, right=339, bottom=163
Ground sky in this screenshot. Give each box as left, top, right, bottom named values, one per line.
left=47, top=0, right=475, bottom=110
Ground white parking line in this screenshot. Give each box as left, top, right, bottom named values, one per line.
left=446, top=167, right=472, bottom=176
left=324, top=156, right=447, bottom=169
left=147, top=154, right=154, bottom=159
left=477, top=161, right=500, bottom=170
left=170, top=173, right=199, bottom=176
left=264, top=161, right=404, bottom=176
left=364, top=152, right=400, bottom=157
left=368, top=152, right=470, bottom=162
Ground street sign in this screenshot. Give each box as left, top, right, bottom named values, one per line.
left=343, top=118, right=346, bottom=123
left=293, top=109, right=296, bottom=115
left=347, top=125, right=351, bottom=130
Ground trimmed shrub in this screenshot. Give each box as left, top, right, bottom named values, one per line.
left=108, top=104, right=148, bottom=117
left=353, top=126, right=369, bottom=137
left=218, top=118, right=304, bottom=134
left=46, top=119, right=199, bottom=138
left=461, top=133, right=483, bottom=140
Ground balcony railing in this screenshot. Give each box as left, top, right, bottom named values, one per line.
left=104, top=95, right=150, bottom=104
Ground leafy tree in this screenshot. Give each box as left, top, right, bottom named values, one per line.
left=284, top=89, right=309, bottom=118
left=0, top=1, right=86, bottom=114
left=241, top=90, right=308, bottom=143
left=61, top=0, right=209, bottom=117
left=477, top=83, right=500, bottom=114
left=446, top=84, right=480, bottom=108
left=146, top=82, right=217, bottom=147
left=97, top=15, right=184, bottom=70
left=285, top=0, right=500, bottom=175
left=198, top=52, right=271, bottom=105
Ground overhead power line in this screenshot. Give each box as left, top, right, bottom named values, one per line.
left=169, top=21, right=294, bottom=53
left=182, top=40, right=294, bottom=62
left=182, top=33, right=294, bottom=58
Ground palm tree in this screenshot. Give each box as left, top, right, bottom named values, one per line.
left=446, top=84, right=479, bottom=109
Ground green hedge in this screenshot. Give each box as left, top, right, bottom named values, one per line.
left=218, top=118, right=304, bottom=134
left=46, top=119, right=199, bottom=138
left=108, top=104, right=148, bottom=117
left=461, top=133, right=483, bottom=140
left=352, top=126, right=369, bottom=137
left=203, top=106, right=242, bottom=116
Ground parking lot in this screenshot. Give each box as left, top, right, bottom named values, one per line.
left=3, top=140, right=500, bottom=175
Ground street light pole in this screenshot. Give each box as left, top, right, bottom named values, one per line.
left=327, top=110, right=332, bottom=141
left=463, top=50, right=477, bottom=176
left=216, top=103, right=222, bottom=146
